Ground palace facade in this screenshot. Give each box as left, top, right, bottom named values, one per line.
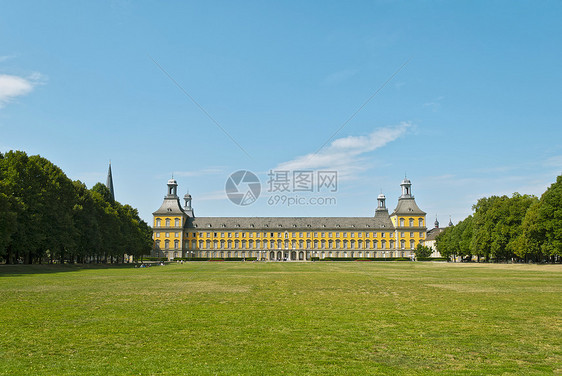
left=152, top=178, right=426, bottom=261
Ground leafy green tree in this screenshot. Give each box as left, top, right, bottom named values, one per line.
left=537, top=175, right=562, bottom=260
left=414, top=243, right=432, bottom=258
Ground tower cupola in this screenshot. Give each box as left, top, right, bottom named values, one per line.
left=167, top=178, right=178, bottom=197
left=184, top=193, right=192, bottom=209
left=377, top=193, right=387, bottom=210
left=400, top=178, right=412, bottom=198
left=435, top=216, right=439, bottom=228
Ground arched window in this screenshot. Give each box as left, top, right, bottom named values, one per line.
left=335, top=240, right=341, bottom=249
left=409, top=218, right=414, bottom=227
left=191, top=240, right=196, bottom=249
left=156, top=219, right=161, bottom=227
left=314, top=240, right=318, bottom=249
left=165, top=240, right=170, bottom=249
left=175, top=218, right=180, bottom=227
left=235, top=240, right=240, bottom=249
left=390, top=240, right=394, bottom=248
left=306, top=240, right=311, bottom=248
left=410, top=240, right=415, bottom=249
left=299, top=240, right=304, bottom=248
left=165, top=218, right=171, bottom=227
left=155, top=240, right=161, bottom=249
left=418, top=218, right=423, bottom=227
left=328, top=240, right=333, bottom=249
left=206, top=240, right=211, bottom=249
left=400, top=240, right=406, bottom=249
left=199, top=240, right=204, bottom=249
left=174, top=240, right=179, bottom=250
left=399, top=218, right=404, bottom=227
left=241, top=240, right=246, bottom=249
left=350, top=240, right=355, bottom=249
left=321, top=240, right=326, bottom=249
left=291, top=240, right=296, bottom=249
left=343, top=240, right=348, bottom=249
left=213, top=240, right=218, bottom=249
left=381, top=240, right=386, bottom=249
left=227, top=240, right=232, bottom=249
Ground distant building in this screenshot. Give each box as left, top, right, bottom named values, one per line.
left=152, top=178, right=427, bottom=261
left=425, top=216, right=452, bottom=257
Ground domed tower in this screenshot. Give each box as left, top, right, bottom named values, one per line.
left=152, top=178, right=190, bottom=260
left=183, top=192, right=194, bottom=217
left=390, top=177, right=427, bottom=255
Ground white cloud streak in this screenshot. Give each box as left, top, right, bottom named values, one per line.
left=275, top=122, right=411, bottom=179
left=0, top=72, right=45, bottom=108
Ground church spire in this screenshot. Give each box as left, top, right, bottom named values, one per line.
left=106, top=162, right=115, bottom=202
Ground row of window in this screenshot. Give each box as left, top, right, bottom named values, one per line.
left=192, top=250, right=407, bottom=259
left=155, top=239, right=422, bottom=250
left=155, top=231, right=425, bottom=240
left=155, top=218, right=181, bottom=227
left=183, top=231, right=418, bottom=239
left=399, top=218, right=424, bottom=227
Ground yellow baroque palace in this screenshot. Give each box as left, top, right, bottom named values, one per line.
left=152, top=178, right=426, bottom=261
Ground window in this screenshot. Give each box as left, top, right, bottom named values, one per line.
left=156, top=219, right=161, bottom=227
left=400, top=240, right=406, bottom=249
left=418, top=218, right=423, bottom=227
left=399, top=218, right=404, bottom=227
left=381, top=232, right=385, bottom=238
left=164, top=240, right=170, bottom=249
left=175, top=218, right=180, bottom=227
left=409, top=218, right=414, bottom=227
left=175, top=232, right=179, bottom=237
left=174, top=240, right=179, bottom=250
left=410, top=240, right=415, bottom=249
left=165, top=218, right=171, bottom=227
left=165, top=232, right=170, bottom=238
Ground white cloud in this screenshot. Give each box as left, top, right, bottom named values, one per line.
left=0, top=73, right=44, bottom=108
left=275, top=122, right=411, bottom=179
left=173, top=168, right=225, bottom=178
left=198, top=190, right=227, bottom=201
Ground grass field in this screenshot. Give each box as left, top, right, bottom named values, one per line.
left=0, top=262, right=560, bottom=375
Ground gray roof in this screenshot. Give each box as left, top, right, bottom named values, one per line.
left=391, top=197, right=426, bottom=216
left=187, top=215, right=394, bottom=230
left=426, top=227, right=445, bottom=241
left=153, top=197, right=188, bottom=216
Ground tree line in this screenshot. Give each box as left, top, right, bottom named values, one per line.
left=0, top=151, right=153, bottom=264
left=436, top=175, right=562, bottom=263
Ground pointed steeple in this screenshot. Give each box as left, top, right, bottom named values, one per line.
left=448, top=216, right=453, bottom=227
left=106, top=162, right=115, bottom=202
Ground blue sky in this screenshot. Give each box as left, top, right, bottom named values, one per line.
left=1, top=1, right=561, bottom=225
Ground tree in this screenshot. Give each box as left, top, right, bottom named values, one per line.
left=414, top=243, right=432, bottom=258
left=537, top=175, right=562, bottom=260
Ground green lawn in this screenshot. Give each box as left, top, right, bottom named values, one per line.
left=0, top=262, right=560, bottom=375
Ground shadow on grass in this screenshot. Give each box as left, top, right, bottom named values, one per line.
left=0, top=263, right=137, bottom=276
